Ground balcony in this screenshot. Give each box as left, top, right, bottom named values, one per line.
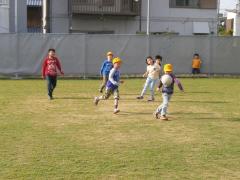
left=71, top=0, right=141, bottom=16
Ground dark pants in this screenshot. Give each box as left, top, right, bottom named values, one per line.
left=192, top=68, right=200, bottom=74
left=46, top=75, right=57, bottom=97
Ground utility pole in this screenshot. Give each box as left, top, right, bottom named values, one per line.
left=146, top=0, right=150, bottom=35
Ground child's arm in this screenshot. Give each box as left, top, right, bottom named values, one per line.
left=174, top=77, right=184, bottom=92
left=42, top=58, right=47, bottom=79
left=56, top=58, right=64, bottom=75
left=100, top=61, right=106, bottom=75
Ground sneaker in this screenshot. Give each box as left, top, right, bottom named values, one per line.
left=147, top=97, right=155, bottom=102
left=160, top=115, right=168, bottom=121
left=48, top=95, right=53, bottom=100
left=136, top=96, right=143, bottom=99
left=94, top=97, right=99, bottom=105
left=113, top=109, right=120, bottom=114
left=153, top=112, right=159, bottom=119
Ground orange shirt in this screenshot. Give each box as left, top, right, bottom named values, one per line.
left=192, top=58, right=201, bottom=69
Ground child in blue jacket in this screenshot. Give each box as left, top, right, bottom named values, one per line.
left=99, top=51, right=114, bottom=93
left=95, top=57, right=123, bottom=114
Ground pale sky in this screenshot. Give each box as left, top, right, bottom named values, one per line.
left=220, top=0, right=237, bottom=11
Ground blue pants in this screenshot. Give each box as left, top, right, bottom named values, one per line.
left=155, top=93, right=172, bottom=116
left=141, top=77, right=158, bottom=97
left=46, top=75, right=57, bottom=97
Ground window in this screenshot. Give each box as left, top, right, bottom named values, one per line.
left=170, top=0, right=199, bottom=8
left=102, top=0, right=114, bottom=6
left=78, top=0, right=88, bottom=5
left=170, top=0, right=217, bottom=9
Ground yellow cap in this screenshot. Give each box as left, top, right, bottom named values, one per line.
left=107, top=51, right=113, bottom=56
left=112, top=57, right=122, bottom=64
left=164, top=64, right=173, bottom=72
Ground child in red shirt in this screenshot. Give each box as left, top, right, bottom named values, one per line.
left=42, top=49, right=64, bottom=100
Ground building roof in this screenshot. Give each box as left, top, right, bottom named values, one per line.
left=27, top=0, right=42, bottom=7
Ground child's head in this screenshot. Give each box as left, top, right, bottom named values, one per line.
left=106, top=51, right=114, bottom=60
left=145, top=56, right=154, bottom=65
left=48, top=48, right=56, bottom=57
left=112, top=57, right=122, bottom=69
left=193, top=53, right=199, bottom=59
left=155, top=55, right=162, bottom=65
left=164, top=64, right=173, bottom=74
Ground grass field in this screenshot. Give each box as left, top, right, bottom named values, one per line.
left=0, top=78, right=240, bottom=179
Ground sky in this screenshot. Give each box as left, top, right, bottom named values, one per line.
left=220, top=0, right=237, bottom=11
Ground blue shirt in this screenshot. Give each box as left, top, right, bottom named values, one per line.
left=100, top=60, right=113, bottom=76
left=106, top=68, right=120, bottom=90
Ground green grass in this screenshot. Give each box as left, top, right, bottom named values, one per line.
left=0, top=78, right=240, bottom=179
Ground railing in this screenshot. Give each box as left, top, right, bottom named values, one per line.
left=71, top=0, right=141, bottom=16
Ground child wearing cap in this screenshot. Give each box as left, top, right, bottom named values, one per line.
left=94, top=57, right=123, bottom=114
left=154, top=64, right=184, bottom=120
left=99, top=51, right=114, bottom=93
left=136, top=56, right=161, bottom=101
left=42, top=48, right=64, bottom=100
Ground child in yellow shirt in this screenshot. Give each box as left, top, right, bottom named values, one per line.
left=192, top=53, right=201, bottom=74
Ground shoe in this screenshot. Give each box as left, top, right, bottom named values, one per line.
left=94, top=97, right=99, bottom=105
left=48, top=95, right=53, bottom=100
left=160, top=115, right=168, bottom=121
left=153, top=112, right=159, bottom=119
left=147, top=97, right=155, bottom=102
left=113, top=109, right=120, bottom=114
left=99, top=89, right=103, bottom=93
left=136, top=96, right=143, bottom=99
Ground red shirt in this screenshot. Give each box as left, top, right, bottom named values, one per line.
left=42, top=56, right=62, bottom=77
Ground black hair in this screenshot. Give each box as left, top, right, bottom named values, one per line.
left=48, top=48, right=56, bottom=53
left=145, top=56, right=153, bottom=64
left=155, top=55, right=162, bottom=61
left=194, top=53, right=199, bottom=57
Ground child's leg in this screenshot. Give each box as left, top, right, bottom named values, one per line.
left=94, top=88, right=112, bottom=105
left=52, top=76, right=57, bottom=90
left=46, top=76, right=53, bottom=98
left=99, top=75, right=108, bottom=92
left=140, top=77, right=151, bottom=97
left=160, top=93, right=172, bottom=116
left=113, top=89, right=120, bottom=114
left=149, top=79, right=157, bottom=99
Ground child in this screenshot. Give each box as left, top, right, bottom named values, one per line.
left=42, top=48, right=64, bottom=100
left=99, top=51, right=114, bottom=93
left=192, top=53, right=202, bottom=74
left=136, top=56, right=160, bottom=101
left=154, top=64, right=184, bottom=120
left=94, top=57, right=123, bottom=114
left=155, top=55, right=162, bottom=79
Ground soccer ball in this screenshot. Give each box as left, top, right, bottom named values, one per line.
left=161, top=74, right=173, bottom=87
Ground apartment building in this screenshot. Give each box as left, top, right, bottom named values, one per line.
left=0, top=0, right=218, bottom=35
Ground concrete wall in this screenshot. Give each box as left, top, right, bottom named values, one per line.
left=0, top=1, right=9, bottom=32
left=50, top=0, right=69, bottom=33
left=0, top=0, right=27, bottom=33
left=141, top=0, right=218, bottom=35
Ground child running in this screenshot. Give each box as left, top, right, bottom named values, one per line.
left=99, top=51, right=114, bottom=93
left=154, top=64, right=184, bottom=120
left=42, top=48, right=64, bottom=100
left=136, top=56, right=160, bottom=101
left=94, top=57, right=123, bottom=114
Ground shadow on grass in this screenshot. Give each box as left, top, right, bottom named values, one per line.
left=177, top=100, right=228, bottom=104
left=228, top=118, right=240, bottom=122
left=119, top=111, right=152, bottom=116
left=54, top=96, right=92, bottom=100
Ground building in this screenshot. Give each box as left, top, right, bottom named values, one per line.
left=71, top=0, right=218, bottom=35
left=225, top=1, right=240, bottom=36
left=0, top=0, right=218, bottom=35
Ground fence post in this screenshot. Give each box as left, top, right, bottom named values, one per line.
left=12, top=33, right=22, bottom=79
